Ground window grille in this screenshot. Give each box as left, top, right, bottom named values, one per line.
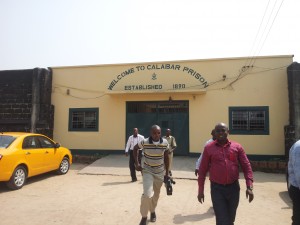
left=229, top=107, right=269, bottom=135
left=69, top=108, right=98, bottom=131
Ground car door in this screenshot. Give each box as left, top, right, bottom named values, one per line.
left=22, top=136, right=46, bottom=176
left=36, top=136, right=60, bottom=171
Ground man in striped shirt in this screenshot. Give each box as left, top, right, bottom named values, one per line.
left=133, top=125, right=170, bottom=225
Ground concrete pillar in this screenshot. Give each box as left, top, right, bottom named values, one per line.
left=30, top=68, right=42, bottom=133
left=286, top=62, right=300, bottom=158
left=287, top=62, right=300, bottom=137
left=41, top=68, right=52, bottom=105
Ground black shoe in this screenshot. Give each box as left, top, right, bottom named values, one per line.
left=150, top=212, right=156, bottom=222
left=132, top=178, right=137, bottom=182
left=139, top=217, right=147, bottom=225
left=169, top=171, right=172, bottom=176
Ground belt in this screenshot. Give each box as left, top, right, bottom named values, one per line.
left=211, top=180, right=238, bottom=187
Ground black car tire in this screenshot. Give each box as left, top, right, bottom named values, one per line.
left=57, top=157, right=70, bottom=175
left=6, top=165, right=27, bottom=190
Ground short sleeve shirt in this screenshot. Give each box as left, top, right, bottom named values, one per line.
left=138, top=137, right=169, bottom=178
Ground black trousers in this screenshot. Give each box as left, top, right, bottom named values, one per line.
left=289, top=185, right=300, bottom=225
left=211, top=181, right=240, bottom=225
left=129, top=150, right=137, bottom=180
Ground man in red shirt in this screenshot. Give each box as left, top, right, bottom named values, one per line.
left=197, top=122, right=254, bottom=225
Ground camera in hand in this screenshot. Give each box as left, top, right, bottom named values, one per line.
left=164, top=176, right=176, bottom=195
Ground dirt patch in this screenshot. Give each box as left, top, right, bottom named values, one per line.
left=0, top=162, right=293, bottom=225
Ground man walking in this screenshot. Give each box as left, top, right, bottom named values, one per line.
left=288, top=140, right=300, bottom=225
left=163, top=128, right=177, bottom=176
left=198, top=122, right=254, bottom=225
left=133, top=125, right=169, bottom=225
left=195, top=129, right=216, bottom=176
left=125, top=128, right=144, bottom=182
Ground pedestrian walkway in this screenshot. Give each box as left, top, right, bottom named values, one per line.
left=78, top=154, right=198, bottom=180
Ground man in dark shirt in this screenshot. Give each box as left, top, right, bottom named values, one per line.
left=197, top=122, right=254, bottom=225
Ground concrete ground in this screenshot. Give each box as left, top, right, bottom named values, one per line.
left=0, top=155, right=293, bottom=225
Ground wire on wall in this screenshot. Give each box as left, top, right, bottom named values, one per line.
left=53, top=84, right=107, bottom=100
left=52, top=63, right=291, bottom=98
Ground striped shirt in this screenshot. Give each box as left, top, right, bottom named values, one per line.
left=138, top=137, right=169, bottom=178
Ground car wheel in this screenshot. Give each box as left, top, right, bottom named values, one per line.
left=57, top=157, right=70, bottom=175
left=7, top=165, right=27, bottom=190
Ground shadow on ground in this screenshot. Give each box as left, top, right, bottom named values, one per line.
left=173, top=207, right=214, bottom=224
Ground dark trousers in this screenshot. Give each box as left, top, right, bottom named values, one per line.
left=129, top=150, right=137, bottom=180
left=289, top=185, right=300, bottom=225
left=211, top=181, right=240, bottom=225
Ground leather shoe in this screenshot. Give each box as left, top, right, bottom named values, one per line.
left=139, top=217, right=147, bottom=225
left=150, top=212, right=156, bottom=222
left=132, top=178, right=137, bottom=182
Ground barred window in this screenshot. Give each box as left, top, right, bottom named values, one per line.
left=69, top=108, right=99, bottom=131
left=229, top=106, right=269, bottom=135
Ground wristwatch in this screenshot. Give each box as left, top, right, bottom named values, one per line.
left=247, top=186, right=253, bottom=191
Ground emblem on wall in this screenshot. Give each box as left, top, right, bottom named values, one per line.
left=152, top=73, right=157, bottom=80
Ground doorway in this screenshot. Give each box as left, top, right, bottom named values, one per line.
left=126, top=101, right=189, bottom=155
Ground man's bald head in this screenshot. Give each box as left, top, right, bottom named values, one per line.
left=151, top=125, right=161, bottom=141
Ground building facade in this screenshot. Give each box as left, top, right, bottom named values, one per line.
left=50, top=55, right=293, bottom=159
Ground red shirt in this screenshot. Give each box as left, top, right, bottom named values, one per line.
left=198, top=140, right=253, bottom=194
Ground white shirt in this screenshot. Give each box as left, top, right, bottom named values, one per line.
left=195, top=138, right=214, bottom=169
left=125, top=134, right=144, bottom=153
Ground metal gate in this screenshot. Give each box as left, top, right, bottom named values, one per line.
left=126, top=101, right=189, bottom=155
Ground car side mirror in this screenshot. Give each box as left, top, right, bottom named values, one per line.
left=54, top=143, right=61, bottom=148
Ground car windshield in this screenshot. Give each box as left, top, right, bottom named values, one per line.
left=0, top=135, right=17, bottom=149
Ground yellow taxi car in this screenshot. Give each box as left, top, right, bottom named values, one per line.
left=0, top=132, right=72, bottom=190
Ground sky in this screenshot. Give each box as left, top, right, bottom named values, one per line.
left=0, top=0, right=299, bottom=70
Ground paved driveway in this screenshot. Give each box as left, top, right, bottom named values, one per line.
left=0, top=155, right=293, bottom=225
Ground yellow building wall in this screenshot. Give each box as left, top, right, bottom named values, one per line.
left=51, top=55, right=292, bottom=156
